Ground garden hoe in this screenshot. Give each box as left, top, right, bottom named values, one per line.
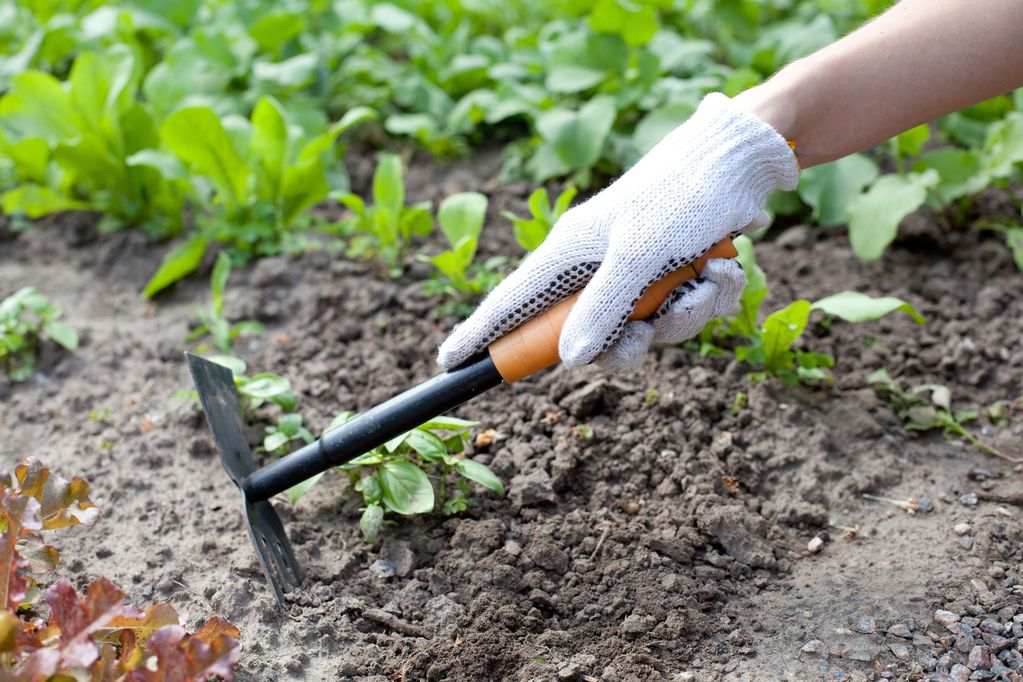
left=187, top=238, right=738, bottom=606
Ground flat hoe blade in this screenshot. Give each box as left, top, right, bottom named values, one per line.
left=186, top=353, right=302, bottom=605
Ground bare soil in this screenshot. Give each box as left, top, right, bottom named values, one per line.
left=1, top=152, right=1021, bottom=682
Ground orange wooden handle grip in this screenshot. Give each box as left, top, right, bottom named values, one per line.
left=488, top=238, right=739, bottom=383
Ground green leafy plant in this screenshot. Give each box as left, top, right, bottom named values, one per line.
left=177, top=355, right=297, bottom=416
left=703, top=236, right=925, bottom=384
left=292, top=413, right=503, bottom=544
left=503, top=185, right=577, bottom=252
left=0, top=458, right=241, bottom=680
left=422, top=191, right=506, bottom=315
left=0, top=286, right=78, bottom=381
left=868, top=369, right=1020, bottom=464
left=263, top=413, right=314, bottom=454
left=0, top=48, right=188, bottom=238
left=339, top=153, right=434, bottom=277
left=142, top=101, right=376, bottom=298
left=185, top=252, right=264, bottom=353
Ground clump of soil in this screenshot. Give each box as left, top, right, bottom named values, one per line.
left=1, top=152, right=1021, bottom=682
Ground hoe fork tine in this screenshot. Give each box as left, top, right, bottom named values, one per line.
left=186, top=353, right=303, bottom=607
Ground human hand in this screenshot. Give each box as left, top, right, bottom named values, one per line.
left=437, top=93, right=798, bottom=372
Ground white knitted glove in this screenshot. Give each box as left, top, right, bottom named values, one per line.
left=437, top=93, right=798, bottom=371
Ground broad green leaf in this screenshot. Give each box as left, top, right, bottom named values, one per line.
left=456, top=459, right=504, bottom=494
left=417, top=416, right=478, bottom=430
left=288, top=472, right=324, bottom=505
left=545, top=65, right=605, bottom=94
left=263, top=431, right=290, bottom=452
left=42, top=320, right=77, bottom=350
left=894, top=124, right=929, bottom=157
left=359, top=503, right=384, bottom=544
left=761, top=300, right=811, bottom=372
left=142, top=235, right=208, bottom=299
left=252, top=54, right=317, bottom=88
left=438, top=192, right=487, bottom=247
left=533, top=96, right=616, bottom=176
left=1004, top=228, right=1023, bottom=272
left=430, top=237, right=476, bottom=281
left=811, top=291, right=925, bottom=324
left=1, top=185, right=89, bottom=218
left=798, top=154, right=878, bottom=226
left=405, top=428, right=447, bottom=461
left=161, top=107, right=249, bottom=208
left=3, top=137, right=49, bottom=182
left=981, top=112, right=1023, bottom=180
left=912, top=149, right=984, bottom=203
left=589, top=0, right=658, bottom=47
left=250, top=96, right=289, bottom=203
left=125, top=149, right=188, bottom=180
left=632, top=102, right=697, bottom=157
left=372, top=153, right=404, bottom=216
left=248, top=12, right=304, bottom=54
left=208, top=355, right=246, bottom=375
left=384, top=430, right=411, bottom=453
left=846, top=170, right=939, bottom=261
left=378, top=460, right=434, bottom=515
left=243, top=373, right=292, bottom=399
left=0, top=70, right=80, bottom=142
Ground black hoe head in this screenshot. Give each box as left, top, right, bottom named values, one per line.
left=185, top=353, right=303, bottom=606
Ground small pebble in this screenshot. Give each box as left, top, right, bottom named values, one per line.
left=960, top=535, right=974, bottom=550
left=950, top=663, right=971, bottom=682
left=801, top=639, right=824, bottom=655
left=889, top=643, right=911, bottom=661
left=857, top=615, right=876, bottom=634
left=888, top=623, right=912, bottom=638
left=918, top=497, right=935, bottom=512
left=558, top=663, right=580, bottom=680
left=848, top=650, right=874, bottom=662
left=960, top=492, right=979, bottom=506
left=969, top=645, right=993, bottom=670
left=935, top=610, right=962, bottom=628
left=954, top=522, right=972, bottom=535
left=808, top=536, right=824, bottom=553
left=969, top=468, right=992, bottom=481
left=368, top=559, right=396, bottom=579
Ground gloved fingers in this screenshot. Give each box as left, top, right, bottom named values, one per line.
left=558, top=244, right=665, bottom=368
left=437, top=214, right=603, bottom=369
left=702, top=258, right=747, bottom=319
left=649, top=258, right=747, bottom=342
left=595, top=321, right=654, bottom=374
left=736, top=208, right=771, bottom=235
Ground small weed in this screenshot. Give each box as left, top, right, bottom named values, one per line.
left=869, top=369, right=1021, bottom=463
left=177, top=355, right=297, bottom=417
left=0, top=287, right=77, bottom=381
left=642, top=387, right=660, bottom=408
left=339, top=153, right=433, bottom=277
left=290, top=414, right=503, bottom=544
left=185, top=252, right=264, bottom=353
left=503, top=186, right=577, bottom=252
left=422, top=192, right=507, bottom=316
left=264, top=413, right=314, bottom=454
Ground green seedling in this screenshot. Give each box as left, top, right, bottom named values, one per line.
left=340, top=153, right=434, bottom=277
left=0, top=287, right=78, bottom=381
left=185, top=253, right=264, bottom=353
left=178, top=354, right=297, bottom=416
left=264, top=413, right=314, bottom=454
left=868, top=368, right=1021, bottom=464
left=707, top=236, right=925, bottom=385
left=291, top=413, right=503, bottom=543
left=422, top=191, right=507, bottom=316
left=503, top=186, right=577, bottom=252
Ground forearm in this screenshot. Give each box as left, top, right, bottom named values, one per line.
left=734, top=0, right=1023, bottom=168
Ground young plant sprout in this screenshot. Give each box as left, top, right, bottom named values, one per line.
left=186, top=253, right=264, bottom=353
left=0, top=287, right=78, bottom=381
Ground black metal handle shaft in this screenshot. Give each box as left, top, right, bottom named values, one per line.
left=243, top=353, right=503, bottom=502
